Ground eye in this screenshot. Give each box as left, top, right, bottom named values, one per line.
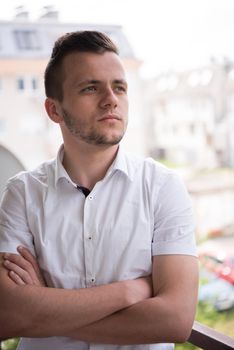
left=114, top=85, right=127, bottom=93
left=81, top=86, right=97, bottom=92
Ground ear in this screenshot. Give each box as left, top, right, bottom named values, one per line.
left=44, top=98, right=63, bottom=123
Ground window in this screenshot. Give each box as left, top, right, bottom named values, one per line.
left=14, top=30, right=40, bottom=50
left=16, top=76, right=40, bottom=92
left=17, top=77, right=25, bottom=91
left=31, top=77, right=38, bottom=90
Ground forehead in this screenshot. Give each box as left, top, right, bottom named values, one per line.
left=62, top=51, right=126, bottom=83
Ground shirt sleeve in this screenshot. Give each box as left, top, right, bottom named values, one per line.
left=0, top=177, right=35, bottom=255
left=152, top=171, right=197, bottom=257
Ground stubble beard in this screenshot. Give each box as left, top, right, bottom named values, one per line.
left=62, top=108, right=127, bottom=146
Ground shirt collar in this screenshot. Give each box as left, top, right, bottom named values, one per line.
left=54, top=145, right=76, bottom=187
left=107, top=145, right=135, bottom=181
left=54, top=144, right=134, bottom=187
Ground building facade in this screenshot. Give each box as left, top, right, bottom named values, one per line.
left=145, top=59, right=234, bottom=169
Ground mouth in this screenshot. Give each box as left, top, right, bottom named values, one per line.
left=98, top=114, right=122, bottom=122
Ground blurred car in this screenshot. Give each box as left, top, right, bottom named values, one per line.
left=214, top=287, right=234, bottom=311
left=198, top=236, right=234, bottom=311
left=199, top=251, right=234, bottom=285
left=199, top=268, right=234, bottom=311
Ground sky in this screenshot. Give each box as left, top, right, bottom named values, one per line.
left=1, top=0, right=234, bottom=78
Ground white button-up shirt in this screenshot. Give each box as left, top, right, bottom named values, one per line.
left=0, top=146, right=197, bottom=350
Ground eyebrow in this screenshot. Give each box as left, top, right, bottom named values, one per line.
left=76, top=79, right=128, bottom=87
left=77, top=80, right=100, bottom=86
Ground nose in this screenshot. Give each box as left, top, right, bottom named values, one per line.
left=99, top=87, right=118, bottom=109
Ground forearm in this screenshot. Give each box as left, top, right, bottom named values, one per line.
left=0, top=274, right=136, bottom=338
left=0, top=251, right=151, bottom=338
left=70, top=296, right=194, bottom=345
left=70, top=255, right=199, bottom=345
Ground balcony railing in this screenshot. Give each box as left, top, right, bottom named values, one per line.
left=1, top=321, right=234, bottom=349
left=188, top=321, right=234, bottom=349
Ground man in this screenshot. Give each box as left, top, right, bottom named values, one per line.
left=0, top=31, right=198, bottom=350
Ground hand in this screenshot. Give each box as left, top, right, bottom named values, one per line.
left=126, top=275, right=153, bottom=305
left=3, top=246, right=46, bottom=287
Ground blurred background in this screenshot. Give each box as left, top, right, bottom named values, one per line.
left=0, top=1, right=234, bottom=349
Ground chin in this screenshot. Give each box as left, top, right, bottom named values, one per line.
left=108, top=133, right=125, bottom=145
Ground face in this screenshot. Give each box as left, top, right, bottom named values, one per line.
left=56, top=51, right=129, bottom=147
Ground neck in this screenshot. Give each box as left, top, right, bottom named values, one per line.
left=62, top=141, right=119, bottom=190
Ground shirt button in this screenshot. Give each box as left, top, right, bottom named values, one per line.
left=88, top=236, right=92, bottom=240
left=91, top=278, right=95, bottom=282
left=89, top=195, right=93, bottom=200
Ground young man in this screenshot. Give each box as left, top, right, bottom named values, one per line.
left=0, top=31, right=198, bottom=350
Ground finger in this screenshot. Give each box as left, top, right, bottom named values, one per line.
left=3, top=259, right=33, bottom=285
left=8, top=270, right=26, bottom=286
left=17, top=246, right=46, bottom=286
left=17, top=246, right=41, bottom=274
left=3, top=253, right=37, bottom=284
left=4, top=252, right=38, bottom=282
left=4, top=252, right=32, bottom=272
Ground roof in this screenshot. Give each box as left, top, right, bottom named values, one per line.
left=0, top=20, right=135, bottom=59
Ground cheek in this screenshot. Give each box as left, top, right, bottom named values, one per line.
left=79, top=100, right=99, bottom=115
left=123, top=101, right=129, bottom=115
left=118, top=95, right=128, bottom=109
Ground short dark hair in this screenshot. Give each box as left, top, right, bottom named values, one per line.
left=44, top=31, right=119, bottom=101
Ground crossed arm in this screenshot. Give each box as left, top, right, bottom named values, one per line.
left=0, top=249, right=151, bottom=339
left=0, top=247, right=198, bottom=344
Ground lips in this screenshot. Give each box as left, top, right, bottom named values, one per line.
left=98, top=114, right=121, bottom=121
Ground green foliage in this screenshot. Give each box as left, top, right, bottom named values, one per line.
left=175, top=301, right=234, bottom=350
left=175, top=342, right=199, bottom=350
left=196, top=301, right=234, bottom=337
left=158, top=159, right=185, bottom=168
left=1, top=338, right=19, bottom=350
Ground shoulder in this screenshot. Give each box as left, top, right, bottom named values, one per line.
left=124, top=151, right=178, bottom=186
left=123, top=152, right=190, bottom=206
left=5, top=158, right=56, bottom=191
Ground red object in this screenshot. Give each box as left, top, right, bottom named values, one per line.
left=199, top=252, right=234, bottom=284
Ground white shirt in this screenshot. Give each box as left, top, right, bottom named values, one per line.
left=0, top=146, right=197, bottom=350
